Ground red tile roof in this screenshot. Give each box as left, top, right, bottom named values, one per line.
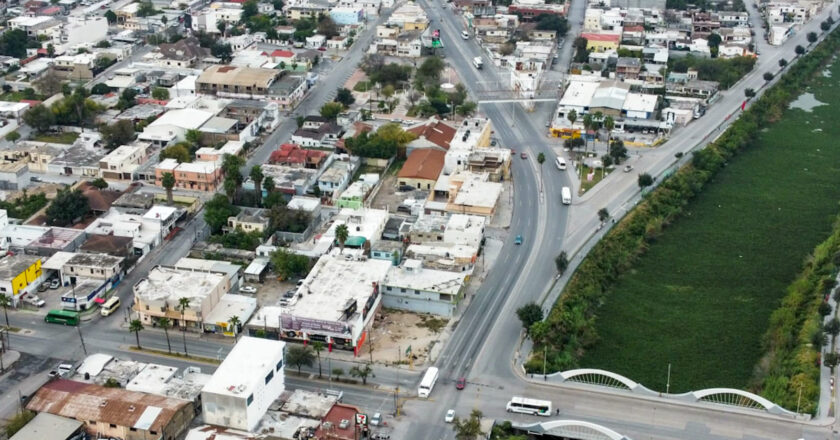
left=581, top=33, right=621, bottom=42
left=269, top=143, right=326, bottom=165
left=398, top=148, right=445, bottom=181
left=406, top=119, right=456, bottom=150
left=315, top=403, right=361, bottom=440
left=271, top=50, right=295, bottom=58
left=623, top=25, right=645, bottom=32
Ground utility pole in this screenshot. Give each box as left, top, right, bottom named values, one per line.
left=796, top=383, right=803, bottom=414
left=77, top=325, right=87, bottom=356
left=666, top=363, right=671, bottom=395
left=542, top=345, right=547, bottom=380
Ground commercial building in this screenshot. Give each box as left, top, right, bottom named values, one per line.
left=0, top=254, right=43, bottom=305
left=133, top=266, right=230, bottom=330
left=381, top=259, right=467, bottom=316
left=196, top=65, right=281, bottom=100
left=155, top=158, right=224, bottom=192
left=60, top=253, right=123, bottom=284
left=86, top=209, right=163, bottom=255
left=26, top=380, right=194, bottom=440
left=98, top=143, right=151, bottom=180
left=8, top=413, right=83, bottom=440
left=202, top=337, right=286, bottom=431
left=139, top=108, right=215, bottom=147
left=444, top=172, right=502, bottom=217
left=278, top=255, right=392, bottom=353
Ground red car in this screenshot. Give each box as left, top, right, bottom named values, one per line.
left=317, top=47, right=327, bottom=51
left=455, top=377, right=466, bottom=390
left=520, top=152, right=528, bottom=159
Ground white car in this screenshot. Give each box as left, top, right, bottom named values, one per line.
left=22, top=294, right=45, bottom=307
left=240, top=286, right=257, bottom=294
left=370, top=412, right=381, bottom=426
left=445, top=409, right=455, bottom=423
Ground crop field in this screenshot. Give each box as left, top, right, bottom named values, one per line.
left=579, top=61, right=840, bottom=392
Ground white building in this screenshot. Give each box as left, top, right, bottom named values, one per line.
left=443, top=214, right=486, bottom=248
left=60, top=15, right=108, bottom=46
left=202, top=337, right=286, bottom=431
left=98, top=143, right=151, bottom=180
left=132, top=266, right=230, bottom=329
left=138, top=108, right=215, bottom=147
left=86, top=209, right=163, bottom=255
left=381, top=259, right=466, bottom=316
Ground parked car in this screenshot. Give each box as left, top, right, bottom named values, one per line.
left=455, top=377, right=466, bottom=390
left=283, top=290, right=296, bottom=299
left=623, top=165, right=633, bottom=173
left=370, top=412, right=382, bottom=426
left=49, top=279, right=61, bottom=289
left=22, top=294, right=45, bottom=307
left=445, top=409, right=456, bottom=423
left=240, top=286, right=257, bottom=294
left=38, top=282, right=48, bottom=292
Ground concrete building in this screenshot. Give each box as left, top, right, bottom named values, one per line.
left=8, top=412, right=83, bottom=440
left=139, top=108, right=215, bottom=147
left=133, top=266, right=230, bottom=330
left=196, top=65, right=281, bottom=100
left=26, top=380, right=194, bottom=440
left=155, top=158, right=224, bottom=192
left=61, top=252, right=123, bottom=284
left=279, top=255, right=392, bottom=353
left=60, top=15, right=107, bottom=46
left=381, top=259, right=466, bottom=316
left=0, top=254, right=43, bottom=306
left=444, top=172, right=502, bottom=217
left=581, top=32, right=620, bottom=52
left=226, top=208, right=270, bottom=234
left=86, top=209, right=163, bottom=255
left=398, top=148, right=445, bottom=190
left=99, top=143, right=151, bottom=180
left=317, top=158, right=358, bottom=197
left=335, top=180, right=372, bottom=210
left=202, top=337, right=286, bottom=431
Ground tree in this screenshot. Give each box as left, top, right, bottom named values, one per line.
left=185, top=129, right=203, bottom=147
left=312, top=341, right=324, bottom=377
left=566, top=109, right=577, bottom=126
left=795, top=45, right=805, bottom=55
left=317, top=16, right=339, bottom=38
left=46, top=189, right=89, bottom=226
left=707, top=33, right=721, bottom=57
left=5, top=131, right=20, bottom=143
left=204, top=193, right=240, bottom=234
left=160, top=143, right=191, bottom=163
left=0, top=295, right=10, bottom=329
left=270, top=248, right=311, bottom=279
left=744, top=88, right=756, bottom=98
left=91, top=177, right=108, bottom=189
left=320, top=102, right=344, bottom=120
left=807, top=32, right=818, bottom=43
left=177, top=297, right=190, bottom=356
left=763, top=72, right=774, bottom=82
left=516, top=303, right=543, bottom=336
left=603, top=115, right=615, bottom=141
left=349, top=363, right=374, bottom=385
left=129, top=319, right=144, bottom=349
left=609, top=140, right=627, bottom=164
left=295, top=115, right=305, bottom=128
left=286, top=345, right=315, bottom=373
left=455, top=101, right=477, bottom=118
left=223, top=177, right=237, bottom=203
left=331, top=367, right=344, bottom=381
left=105, top=9, right=117, bottom=24
left=152, top=87, right=170, bottom=100
left=211, top=42, right=233, bottom=63
left=156, top=317, right=172, bottom=353
left=555, top=251, right=568, bottom=274
left=824, top=317, right=840, bottom=337
left=335, top=88, right=355, bottom=107
left=335, top=223, right=349, bottom=253
left=535, top=13, right=568, bottom=35
left=638, top=172, right=654, bottom=188
left=0, top=29, right=31, bottom=59
left=417, top=56, right=446, bottom=82
left=91, top=83, right=112, bottom=95
left=573, top=37, right=589, bottom=63
left=818, top=301, right=832, bottom=317
left=499, top=42, right=515, bottom=56
left=263, top=176, right=276, bottom=194
left=116, top=87, right=137, bottom=110
left=250, top=165, right=264, bottom=207
left=778, top=58, right=787, bottom=68
left=23, top=104, right=55, bottom=133
left=598, top=207, right=610, bottom=222
left=452, top=409, right=484, bottom=440
left=161, top=15, right=168, bottom=26
left=228, top=315, right=241, bottom=340
left=100, top=119, right=136, bottom=149
left=825, top=352, right=840, bottom=370
left=162, top=172, right=176, bottom=205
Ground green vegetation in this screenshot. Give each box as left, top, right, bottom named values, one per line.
left=0, top=192, right=48, bottom=219
left=669, top=55, right=756, bottom=89
left=530, top=26, right=840, bottom=413
left=204, top=194, right=240, bottom=234
left=209, top=228, right=263, bottom=251
left=270, top=248, right=311, bottom=280
left=46, top=189, right=89, bottom=226
left=344, top=123, right=416, bottom=159
left=31, top=131, right=79, bottom=144
left=4, top=410, right=35, bottom=437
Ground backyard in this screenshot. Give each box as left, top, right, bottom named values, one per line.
left=579, top=59, right=840, bottom=393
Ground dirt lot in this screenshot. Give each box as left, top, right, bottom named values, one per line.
left=250, top=272, right=297, bottom=307
left=367, top=310, right=447, bottom=366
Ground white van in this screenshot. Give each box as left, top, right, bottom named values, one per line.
left=472, top=57, right=483, bottom=69
left=100, top=297, right=121, bottom=317
left=561, top=186, right=572, bottom=205
left=555, top=157, right=567, bottom=170
left=461, top=30, right=470, bottom=39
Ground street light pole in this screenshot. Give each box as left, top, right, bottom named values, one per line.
left=542, top=345, right=547, bottom=380
left=77, top=325, right=87, bottom=356
left=666, top=363, right=671, bottom=395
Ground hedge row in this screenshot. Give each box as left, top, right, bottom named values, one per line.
left=528, top=25, right=840, bottom=412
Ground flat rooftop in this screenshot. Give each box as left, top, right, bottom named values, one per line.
left=559, top=79, right=601, bottom=108
left=127, top=364, right=211, bottom=401
left=453, top=174, right=502, bottom=209
left=279, top=389, right=337, bottom=419
left=291, top=255, right=392, bottom=322
left=0, top=254, right=41, bottom=279
left=133, top=266, right=227, bottom=302
left=65, top=252, right=123, bottom=268
left=202, top=294, right=256, bottom=326
left=383, top=260, right=466, bottom=294
left=202, top=336, right=286, bottom=398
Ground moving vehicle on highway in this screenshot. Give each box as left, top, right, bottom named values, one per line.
left=561, top=186, right=572, bottom=205
left=100, top=297, right=121, bottom=317
left=445, top=409, right=456, bottom=423
left=555, top=157, right=567, bottom=170
left=623, top=164, right=633, bottom=172
left=461, top=30, right=470, bottom=39
left=418, top=366, right=439, bottom=398
left=506, top=396, right=552, bottom=416
left=455, top=377, right=466, bottom=390
left=44, top=309, right=80, bottom=326
left=514, top=235, right=523, bottom=245
left=472, top=57, right=483, bottom=69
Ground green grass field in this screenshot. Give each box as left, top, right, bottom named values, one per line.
left=32, top=132, right=79, bottom=144
left=579, top=61, right=840, bottom=392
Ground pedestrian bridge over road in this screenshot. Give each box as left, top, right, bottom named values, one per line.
left=549, top=369, right=800, bottom=419
left=513, top=419, right=631, bottom=440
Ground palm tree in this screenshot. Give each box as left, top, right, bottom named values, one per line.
left=228, top=315, right=241, bottom=340
left=156, top=317, right=172, bottom=353
left=223, top=177, right=237, bottom=203
left=335, top=223, right=349, bottom=254
left=129, top=319, right=144, bottom=349
left=312, top=341, right=324, bottom=378
left=604, top=116, right=615, bottom=155
left=582, top=114, right=593, bottom=151
left=162, top=172, right=175, bottom=206
left=0, top=295, right=10, bottom=328
left=566, top=109, right=577, bottom=126
left=177, top=297, right=190, bottom=357
left=250, top=166, right=264, bottom=207
left=263, top=176, right=276, bottom=194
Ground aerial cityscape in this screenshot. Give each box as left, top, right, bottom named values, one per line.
left=0, top=0, right=836, bottom=438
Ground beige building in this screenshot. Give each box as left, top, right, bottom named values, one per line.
left=61, top=253, right=124, bottom=284
left=226, top=208, right=270, bottom=234
left=133, top=266, right=230, bottom=330
left=196, top=65, right=280, bottom=100
left=99, top=143, right=151, bottom=180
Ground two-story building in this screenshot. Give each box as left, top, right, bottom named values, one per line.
left=99, top=143, right=151, bottom=180
left=133, top=266, right=230, bottom=330
left=381, top=259, right=467, bottom=317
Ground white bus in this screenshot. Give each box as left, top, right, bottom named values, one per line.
left=561, top=186, right=572, bottom=205
left=506, top=397, right=552, bottom=416
left=418, top=367, right=439, bottom=398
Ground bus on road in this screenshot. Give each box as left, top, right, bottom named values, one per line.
left=44, top=309, right=80, bottom=326
left=418, top=367, right=439, bottom=398
left=506, top=397, right=552, bottom=416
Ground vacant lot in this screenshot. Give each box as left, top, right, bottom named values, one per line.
left=580, top=61, right=840, bottom=392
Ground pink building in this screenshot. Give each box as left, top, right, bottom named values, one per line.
left=155, top=158, right=223, bottom=192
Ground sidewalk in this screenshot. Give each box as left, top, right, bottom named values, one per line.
left=818, top=273, right=840, bottom=419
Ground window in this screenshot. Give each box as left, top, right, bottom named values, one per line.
left=400, top=288, right=406, bottom=293
left=150, top=431, right=157, bottom=435
left=276, top=359, right=283, bottom=371
left=109, top=424, right=117, bottom=428
left=265, top=370, right=274, bottom=384
left=246, top=394, right=254, bottom=406
left=130, top=428, right=137, bottom=432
